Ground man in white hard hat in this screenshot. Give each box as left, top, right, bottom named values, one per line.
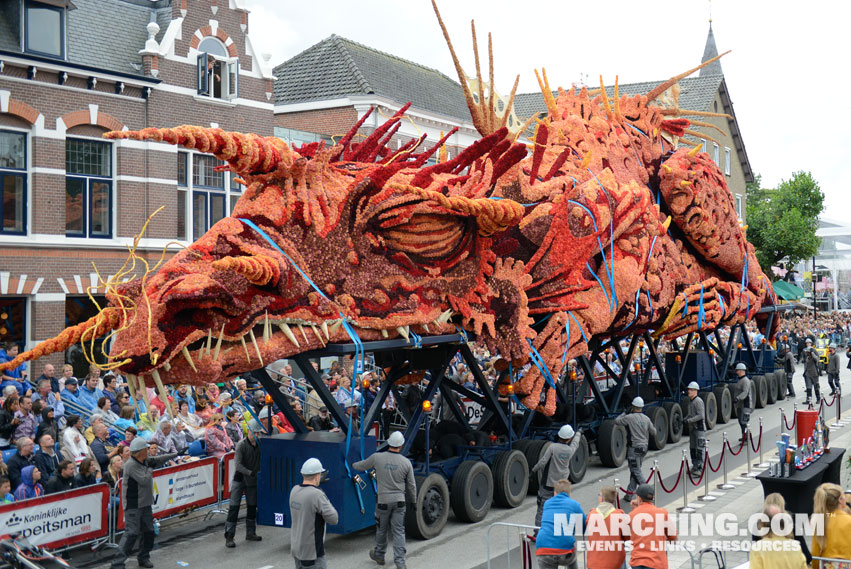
left=615, top=397, right=656, bottom=500
left=531, top=424, right=582, bottom=532
left=289, top=458, right=338, bottom=569
left=827, top=343, right=841, bottom=397
left=111, top=436, right=177, bottom=569
left=353, top=431, right=415, bottom=569
left=734, top=363, right=753, bottom=440
left=684, top=382, right=706, bottom=476
left=224, top=419, right=264, bottom=548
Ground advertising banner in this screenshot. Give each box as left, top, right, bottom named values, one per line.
left=117, top=458, right=219, bottom=528
left=0, top=484, right=108, bottom=548
left=460, top=397, right=483, bottom=425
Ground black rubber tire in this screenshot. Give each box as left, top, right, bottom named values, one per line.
left=568, top=434, right=589, bottom=483
left=406, top=473, right=450, bottom=540
left=766, top=373, right=778, bottom=405
left=699, top=391, right=717, bottom=430
left=450, top=460, right=493, bottom=523
left=663, top=402, right=683, bottom=444
left=644, top=406, right=668, bottom=450
left=596, top=420, right=627, bottom=467
left=775, top=370, right=787, bottom=401
left=754, top=375, right=768, bottom=409
left=522, top=440, right=551, bottom=495
left=713, top=385, right=732, bottom=424
left=491, top=450, right=529, bottom=508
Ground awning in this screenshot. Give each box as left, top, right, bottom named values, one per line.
left=772, top=280, right=805, bottom=301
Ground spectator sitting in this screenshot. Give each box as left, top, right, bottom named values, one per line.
left=627, top=484, right=677, bottom=569
left=77, top=373, right=103, bottom=411
left=91, top=422, right=119, bottom=473
left=102, top=454, right=123, bottom=488
left=33, top=433, right=60, bottom=482
left=225, top=409, right=243, bottom=445
left=195, top=399, right=213, bottom=424
left=0, top=343, right=30, bottom=396
left=535, top=479, right=585, bottom=569
left=61, top=414, right=92, bottom=466
left=174, top=384, right=196, bottom=413
left=98, top=396, right=120, bottom=424
left=84, top=413, right=106, bottom=444
left=35, top=407, right=58, bottom=446
left=101, top=374, right=121, bottom=415
left=74, top=458, right=99, bottom=487
left=204, top=413, right=234, bottom=459
left=7, top=437, right=35, bottom=488
left=35, top=363, right=59, bottom=396
left=59, top=364, right=76, bottom=394
left=812, top=483, right=851, bottom=568
left=118, top=425, right=137, bottom=448
left=44, top=460, right=77, bottom=494
left=59, top=377, right=80, bottom=404
left=586, top=486, right=627, bottom=569
left=31, top=379, right=64, bottom=424
left=13, top=395, right=36, bottom=441
left=0, top=396, right=20, bottom=450
left=308, top=406, right=335, bottom=432
left=113, top=405, right=137, bottom=434
left=750, top=505, right=806, bottom=569
left=151, top=418, right=179, bottom=454
left=205, top=383, right=221, bottom=404
left=13, top=465, right=43, bottom=500
left=136, top=406, right=162, bottom=435
left=0, top=477, right=13, bottom=503
left=754, top=493, right=811, bottom=563
left=176, top=400, right=206, bottom=439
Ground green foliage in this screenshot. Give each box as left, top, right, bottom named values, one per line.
left=745, top=171, right=824, bottom=274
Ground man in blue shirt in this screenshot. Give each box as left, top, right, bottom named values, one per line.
left=0, top=343, right=30, bottom=396
left=60, top=378, right=81, bottom=407
left=77, top=373, right=103, bottom=412
left=535, top=479, right=585, bottom=569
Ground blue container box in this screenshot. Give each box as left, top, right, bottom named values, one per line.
left=257, top=431, right=377, bottom=534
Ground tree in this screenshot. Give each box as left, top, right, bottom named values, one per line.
left=745, top=171, right=824, bottom=276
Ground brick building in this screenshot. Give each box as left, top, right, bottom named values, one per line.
left=0, top=0, right=275, bottom=376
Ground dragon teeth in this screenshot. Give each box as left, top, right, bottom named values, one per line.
left=240, top=335, right=252, bottom=363
left=321, top=321, right=330, bottom=340
left=298, top=323, right=309, bottom=345
left=278, top=322, right=300, bottom=348
left=397, top=326, right=410, bottom=341
left=248, top=329, right=264, bottom=367
left=264, top=312, right=271, bottom=344
left=329, top=319, right=343, bottom=335
left=422, top=324, right=430, bottom=334
left=205, top=329, right=213, bottom=356
left=381, top=329, right=389, bottom=338
left=162, top=361, right=171, bottom=372
left=311, top=325, right=325, bottom=345
left=181, top=347, right=197, bottom=372
left=213, top=323, right=225, bottom=361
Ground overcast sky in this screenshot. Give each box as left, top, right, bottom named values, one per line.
left=243, top=0, right=850, bottom=217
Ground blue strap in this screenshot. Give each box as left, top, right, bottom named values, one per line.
left=561, top=317, right=572, bottom=364
left=619, top=289, right=642, bottom=332
left=527, top=339, right=557, bottom=390
left=454, top=325, right=468, bottom=344
left=240, top=393, right=270, bottom=435
left=697, top=283, right=705, bottom=330
left=587, top=169, right=618, bottom=308
left=682, top=293, right=688, bottom=318
left=586, top=262, right=612, bottom=310
left=718, top=294, right=726, bottom=317
left=646, top=290, right=654, bottom=319
left=567, top=312, right=589, bottom=343
left=409, top=330, right=422, bottom=349
left=567, top=200, right=616, bottom=310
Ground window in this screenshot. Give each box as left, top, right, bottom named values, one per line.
left=177, top=151, right=239, bottom=240
left=713, top=143, right=720, bottom=166
left=735, top=194, right=742, bottom=220
left=196, top=37, right=238, bottom=100
left=66, top=138, right=112, bottom=238
left=0, top=130, right=26, bottom=235
left=725, top=147, right=731, bottom=176
left=25, top=0, right=64, bottom=58
left=0, top=298, right=26, bottom=349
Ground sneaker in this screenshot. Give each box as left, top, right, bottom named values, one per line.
left=370, top=549, right=385, bottom=566
left=245, top=534, right=262, bottom=542
left=138, top=560, right=154, bottom=568
left=225, top=537, right=235, bottom=548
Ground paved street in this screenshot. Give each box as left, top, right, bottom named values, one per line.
left=69, top=363, right=850, bottom=569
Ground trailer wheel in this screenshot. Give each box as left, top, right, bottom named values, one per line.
left=406, top=473, right=450, bottom=540
left=451, top=460, right=493, bottom=522
left=699, top=391, right=718, bottom=430
left=713, top=385, right=732, bottom=424
left=775, top=371, right=787, bottom=401
left=522, top=440, right=551, bottom=495
left=663, top=402, right=683, bottom=443
left=492, top=450, right=529, bottom=508
left=645, top=406, right=668, bottom=450
left=754, top=375, right=768, bottom=409
left=568, top=434, right=589, bottom=483
left=766, top=373, right=778, bottom=405
left=596, top=420, right=627, bottom=467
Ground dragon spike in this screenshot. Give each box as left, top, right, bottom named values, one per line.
left=205, top=329, right=212, bottom=356
left=137, top=374, right=150, bottom=412
left=599, top=76, right=613, bottom=120
left=263, top=311, right=271, bottom=344
left=278, top=322, right=300, bottom=348
left=329, top=319, right=343, bottom=335
left=659, top=108, right=733, bottom=120
left=213, top=323, right=225, bottom=361
left=689, top=142, right=704, bottom=156
left=297, top=323, right=309, bottom=345
left=662, top=216, right=672, bottom=230
left=646, top=50, right=731, bottom=102
left=381, top=329, right=389, bottom=338
left=103, top=125, right=294, bottom=177
left=397, top=326, right=410, bottom=341
left=311, top=324, right=325, bottom=345
left=163, top=362, right=171, bottom=372
left=321, top=320, right=330, bottom=341
left=181, top=346, right=198, bottom=372
left=682, top=129, right=720, bottom=146
left=248, top=329, right=264, bottom=367
left=239, top=335, right=252, bottom=363
left=0, top=309, right=121, bottom=373
left=535, top=69, right=558, bottom=116
left=151, top=369, right=174, bottom=420
left=212, top=255, right=281, bottom=287
left=613, top=76, right=621, bottom=120
left=685, top=119, right=727, bottom=136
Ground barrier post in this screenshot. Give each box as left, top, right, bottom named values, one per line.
left=741, top=427, right=757, bottom=478
left=699, top=438, right=716, bottom=502
left=613, top=478, right=620, bottom=509
left=832, top=392, right=843, bottom=428
left=754, top=417, right=769, bottom=469
left=717, top=432, right=735, bottom=490
left=652, top=460, right=658, bottom=503
left=794, top=403, right=798, bottom=444
left=677, top=450, right=696, bottom=513
left=780, top=408, right=785, bottom=434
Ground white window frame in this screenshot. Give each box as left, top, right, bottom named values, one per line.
left=0, top=127, right=31, bottom=236
left=735, top=194, right=742, bottom=220
left=713, top=143, right=720, bottom=166
left=724, top=147, right=731, bottom=176
left=177, top=150, right=240, bottom=242
left=196, top=38, right=238, bottom=101
left=64, top=135, right=115, bottom=239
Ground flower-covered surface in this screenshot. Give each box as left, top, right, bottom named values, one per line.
left=0, top=27, right=777, bottom=416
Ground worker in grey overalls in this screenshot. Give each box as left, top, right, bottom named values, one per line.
left=531, top=424, right=581, bottom=530
left=827, top=343, right=841, bottom=396
left=684, top=382, right=706, bottom=476
left=803, top=339, right=821, bottom=405
left=615, top=397, right=655, bottom=499
left=353, top=431, right=416, bottom=569
left=783, top=343, right=797, bottom=398
left=734, top=363, right=753, bottom=441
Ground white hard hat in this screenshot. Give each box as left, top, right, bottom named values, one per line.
left=301, top=458, right=325, bottom=476
left=558, top=425, right=575, bottom=440
left=687, top=382, right=700, bottom=390
left=387, top=431, right=405, bottom=447
left=805, top=339, right=813, bottom=344
left=735, top=363, right=747, bottom=371
left=631, top=397, right=644, bottom=408
left=830, top=343, right=838, bottom=349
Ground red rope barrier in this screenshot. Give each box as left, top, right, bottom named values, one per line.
left=749, top=425, right=763, bottom=453
left=823, top=393, right=837, bottom=408
left=686, top=458, right=707, bottom=486
left=782, top=410, right=796, bottom=430
left=656, top=460, right=685, bottom=494
left=645, top=468, right=655, bottom=484
left=708, top=448, right=724, bottom=473
left=726, top=435, right=745, bottom=456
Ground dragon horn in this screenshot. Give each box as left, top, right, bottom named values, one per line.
left=646, top=50, right=731, bottom=102
left=0, top=309, right=122, bottom=373
left=104, top=125, right=294, bottom=175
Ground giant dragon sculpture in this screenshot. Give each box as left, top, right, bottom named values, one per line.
left=0, top=5, right=777, bottom=416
